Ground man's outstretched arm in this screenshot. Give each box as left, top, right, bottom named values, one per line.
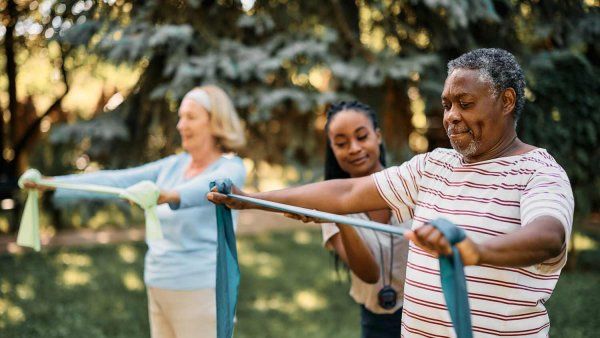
left=207, top=176, right=388, bottom=215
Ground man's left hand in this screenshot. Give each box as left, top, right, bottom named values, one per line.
left=405, top=224, right=481, bottom=266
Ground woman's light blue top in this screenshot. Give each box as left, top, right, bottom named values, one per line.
left=53, top=153, right=246, bottom=290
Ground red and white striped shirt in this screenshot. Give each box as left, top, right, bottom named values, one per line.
left=372, top=148, right=574, bottom=337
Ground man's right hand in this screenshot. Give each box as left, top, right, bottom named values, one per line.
left=206, top=185, right=253, bottom=210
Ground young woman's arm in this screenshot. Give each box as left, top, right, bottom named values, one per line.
left=326, top=224, right=380, bottom=284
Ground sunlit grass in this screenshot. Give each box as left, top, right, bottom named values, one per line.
left=0, top=230, right=598, bottom=337
left=59, top=267, right=91, bottom=287
left=572, top=232, right=598, bottom=251
left=118, top=245, right=138, bottom=263
left=122, top=271, right=144, bottom=291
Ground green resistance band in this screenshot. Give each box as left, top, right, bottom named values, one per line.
left=211, top=179, right=472, bottom=338
left=17, top=168, right=163, bottom=251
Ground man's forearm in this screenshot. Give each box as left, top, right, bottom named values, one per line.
left=477, top=216, right=565, bottom=267
left=251, top=177, right=386, bottom=214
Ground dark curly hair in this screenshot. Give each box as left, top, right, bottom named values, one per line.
left=324, top=101, right=387, bottom=181
left=447, top=48, right=526, bottom=123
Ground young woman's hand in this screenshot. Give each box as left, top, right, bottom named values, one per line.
left=283, top=213, right=326, bottom=224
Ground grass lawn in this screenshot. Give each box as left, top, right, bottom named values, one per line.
left=1, top=229, right=599, bottom=337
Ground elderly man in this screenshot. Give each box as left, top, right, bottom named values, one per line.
left=208, top=48, right=573, bottom=337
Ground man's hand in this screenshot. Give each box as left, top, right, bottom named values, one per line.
left=405, top=224, right=481, bottom=266
left=206, top=185, right=253, bottom=210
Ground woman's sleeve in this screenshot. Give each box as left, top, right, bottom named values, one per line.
left=169, top=158, right=247, bottom=210
left=53, top=155, right=175, bottom=202
left=321, top=223, right=339, bottom=249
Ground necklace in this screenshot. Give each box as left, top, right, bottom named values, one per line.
left=372, top=224, right=397, bottom=310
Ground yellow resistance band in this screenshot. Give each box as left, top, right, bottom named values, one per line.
left=17, top=168, right=163, bottom=251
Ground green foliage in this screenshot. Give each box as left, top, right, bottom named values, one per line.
left=7, top=0, right=598, bottom=223
left=519, top=51, right=600, bottom=217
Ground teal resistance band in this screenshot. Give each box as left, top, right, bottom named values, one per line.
left=211, top=180, right=240, bottom=338
left=211, top=179, right=472, bottom=338
left=429, top=218, right=473, bottom=338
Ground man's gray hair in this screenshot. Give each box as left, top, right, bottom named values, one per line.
left=448, top=48, right=526, bottom=122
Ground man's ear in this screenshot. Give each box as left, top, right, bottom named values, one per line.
left=502, top=88, right=517, bottom=117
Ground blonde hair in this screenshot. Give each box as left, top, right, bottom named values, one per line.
left=187, top=85, right=246, bottom=152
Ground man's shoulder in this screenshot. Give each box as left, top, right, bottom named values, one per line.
left=429, top=147, right=459, bottom=156
left=384, top=148, right=458, bottom=170
left=517, top=148, right=565, bottom=172
left=423, top=147, right=461, bottom=163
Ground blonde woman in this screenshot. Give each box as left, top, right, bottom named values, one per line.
left=26, top=85, right=247, bottom=338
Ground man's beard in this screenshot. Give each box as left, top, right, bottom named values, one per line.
left=450, top=138, right=479, bottom=157
left=447, top=125, right=479, bottom=157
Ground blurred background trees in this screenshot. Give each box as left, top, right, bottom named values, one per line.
left=1, top=0, right=598, bottom=233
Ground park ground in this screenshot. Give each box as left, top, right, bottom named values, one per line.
left=1, top=211, right=599, bottom=337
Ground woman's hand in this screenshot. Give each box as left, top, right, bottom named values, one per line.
left=283, top=213, right=326, bottom=224
left=158, top=190, right=180, bottom=205
left=206, top=185, right=253, bottom=210
left=404, top=224, right=481, bottom=266
left=22, top=178, right=56, bottom=192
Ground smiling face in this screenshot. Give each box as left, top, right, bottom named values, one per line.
left=176, top=98, right=213, bottom=152
left=327, top=110, right=383, bottom=178
left=441, top=68, right=512, bottom=161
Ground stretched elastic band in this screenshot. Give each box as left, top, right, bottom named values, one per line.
left=429, top=218, right=473, bottom=338
left=17, top=168, right=163, bottom=251
left=210, top=179, right=239, bottom=338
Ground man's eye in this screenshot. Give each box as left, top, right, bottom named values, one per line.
left=442, top=103, right=451, bottom=110
left=460, top=102, right=472, bottom=108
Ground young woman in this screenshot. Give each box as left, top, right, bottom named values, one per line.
left=25, top=85, right=246, bottom=338
left=304, top=101, right=410, bottom=338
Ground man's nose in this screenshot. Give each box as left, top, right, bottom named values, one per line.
left=444, top=106, right=462, bottom=126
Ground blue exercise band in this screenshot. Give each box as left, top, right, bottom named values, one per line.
left=429, top=218, right=473, bottom=338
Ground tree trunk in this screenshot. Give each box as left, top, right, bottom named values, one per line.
left=382, top=79, right=412, bottom=161
left=2, top=0, right=20, bottom=232
left=5, top=0, right=18, bottom=153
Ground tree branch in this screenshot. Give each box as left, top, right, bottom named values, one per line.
left=13, top=45, right=71, bottom=158
left=329, top=0, right=374, bottom=62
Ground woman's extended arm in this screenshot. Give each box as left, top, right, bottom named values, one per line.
left=24, top=156, right=174, bottom=202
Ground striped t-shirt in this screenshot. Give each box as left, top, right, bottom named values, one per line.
left=372, top=148, right=574, bottom=337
